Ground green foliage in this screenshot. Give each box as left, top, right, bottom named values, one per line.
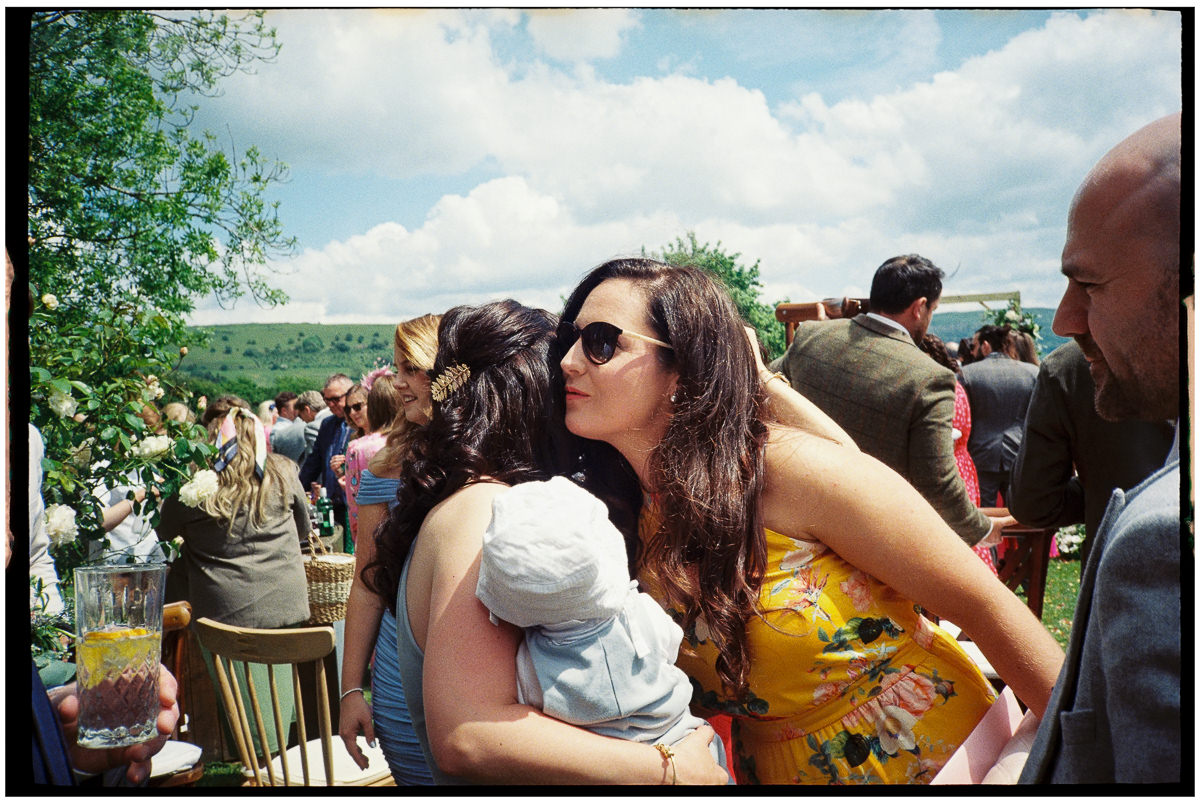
left=25, top=10, right=292, bottom=615
left=29, top=297, right=217, bottom=580
left=649, top=232, right=788, bottom=361
left=982, top=299, right=1044, bottom=354
left=28, top=10, right=296, bottom=352
left=301, top=335, right=324, bottom=353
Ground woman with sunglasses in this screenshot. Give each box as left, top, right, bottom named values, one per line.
left=557, top=258, right=1064, bottom=785
left=364, top=300, right=728, bottom=784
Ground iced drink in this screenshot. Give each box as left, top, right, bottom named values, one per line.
left=74, top=565, right=166, bottom=748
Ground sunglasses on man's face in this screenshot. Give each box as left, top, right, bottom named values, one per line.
left=323, top=391, right=347, bottom=405
left=348, top=402, right=366, bottom=413
left=556, top=320, right=672, bottom=366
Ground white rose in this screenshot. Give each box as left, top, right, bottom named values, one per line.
left=48, top=390, right=77, bottom=418
left=1005, top=309, right=1020, bottom=322
left=132, top=434, right=172, bottom=459
left=41, top=293, right=59, bottom=310
left=179, top=469, right=219, bottom=507
left=179, top=346, right=188, bottom=357
left=69, top=438, right=95, bottom=468
left=44, top=504, right=78, bottom=547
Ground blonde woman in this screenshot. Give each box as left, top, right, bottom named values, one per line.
left=158, top=401, right=312, bottom=754
left=339, top=314, right=440, bottom=784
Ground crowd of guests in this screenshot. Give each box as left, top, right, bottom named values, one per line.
left=32, top=113, right=1182, bottom=787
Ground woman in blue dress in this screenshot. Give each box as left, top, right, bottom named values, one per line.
left=338, top=314, right=441, bottom=784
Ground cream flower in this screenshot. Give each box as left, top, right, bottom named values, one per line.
left=69, top=438, right=96, bottom=468
left=179, top=469, right=219, bottom=507
left=179, top=346, right=188, bottom=357
left=132, top=434, right=172, bottom=459
left=1005, top=309, right=1021, bottom=322
left=780, top=538, right=826, bottom=570
left=875, top=705, right=918, bottom=755
left=41, top=293, right=59, bottom=310
left=48, top=390, right=77, bottom=418
left=44, top=504, right=78, bottom=547
left=144, top=375, right=165, bottom=400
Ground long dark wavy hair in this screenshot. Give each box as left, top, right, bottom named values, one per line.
left=363, top=300, right=579, bottom=613
left=561, top=258, right=771, bottom=701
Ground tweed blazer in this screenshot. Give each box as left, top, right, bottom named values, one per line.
left=771, top=314, right=990, bottom=544
left=1019, top=436, right=1181, bottom=784
left=1007, top=341, right=1175, bottom=568
left=959, top=353, right=1039, bottom=475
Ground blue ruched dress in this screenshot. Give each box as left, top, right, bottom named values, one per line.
left=357, top=468, right=434, bottom=785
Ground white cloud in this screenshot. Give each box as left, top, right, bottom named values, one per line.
left=525, top=9, right=640, bottom=62
left=184, top=8, right=1180, bottom=326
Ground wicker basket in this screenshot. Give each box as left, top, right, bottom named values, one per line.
left=303, top=532, right=355, bottom=624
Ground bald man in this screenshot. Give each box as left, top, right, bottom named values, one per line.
left=1018, top=113, right=1182, bottom=784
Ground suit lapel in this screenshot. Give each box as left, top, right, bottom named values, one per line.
left=1027, top=487, right=1127, bottom=780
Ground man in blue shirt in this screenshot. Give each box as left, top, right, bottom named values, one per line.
left=300, top=373, right=353, bottom=534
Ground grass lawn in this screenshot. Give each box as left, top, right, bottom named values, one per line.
left=1041, top=556, right=1083, bottom=650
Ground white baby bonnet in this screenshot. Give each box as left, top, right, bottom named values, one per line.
left=476, top=476, right=631, bottom=628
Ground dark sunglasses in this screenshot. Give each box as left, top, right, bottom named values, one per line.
left=348, top=402, right=366, bottom=413
left=323, top=391, right=347, bottom=405
left=556, top=320, right=672, bottom=366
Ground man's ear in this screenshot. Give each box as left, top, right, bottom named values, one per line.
left=906, top=296, right=928, bottom=318
left=979, top=340, right=993, bottom=356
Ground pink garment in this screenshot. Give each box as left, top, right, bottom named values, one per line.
left=345, top=432, right=386, bottom=544
left=953, top=383, right=997, bottom=575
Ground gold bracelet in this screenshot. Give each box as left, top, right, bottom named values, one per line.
left=653, top=742, right=677, bottom=785
left=761, top=370, right=787, bottom=386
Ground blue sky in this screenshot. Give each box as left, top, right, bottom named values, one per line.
left=181, top=8, right=1183, bottom=326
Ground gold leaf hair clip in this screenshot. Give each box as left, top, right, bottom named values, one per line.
left=430, top=363, right=471, bottom=403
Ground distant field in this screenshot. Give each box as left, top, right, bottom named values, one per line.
left=177, top=307, right=1065, bottom=397
left=179, top=322, right=396, bottom=392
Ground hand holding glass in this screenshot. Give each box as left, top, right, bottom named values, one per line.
left=73, top=564, right=167, bottom=748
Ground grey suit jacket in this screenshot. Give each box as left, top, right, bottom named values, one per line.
left=1007, top=341, right=1174, bottom=568
left=269, top=417, right=308, bottom=464
left=959, top=352, right=1039, bottom=475
left=1019, top=435, right=1181, bottom=784
left=771, top=314, right=990, bottom=544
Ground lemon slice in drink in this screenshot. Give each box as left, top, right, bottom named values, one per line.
left=78, top=627, right=155, bottom=685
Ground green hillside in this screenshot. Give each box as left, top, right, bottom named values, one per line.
left=176, top=308, right=1067, bottom=402
left=178, top=323, right=396, bottom=399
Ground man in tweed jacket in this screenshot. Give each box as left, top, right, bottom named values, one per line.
left=1018, top=113, right=1181, bottom=784
left=771, top=254, right=1001, bottom=546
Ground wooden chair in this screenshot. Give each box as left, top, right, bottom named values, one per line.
left=149, top=601, right=205, bottom=787
left=192, top=617, right=392, bottom=786
left=996, top=523, right=1055, bottom=620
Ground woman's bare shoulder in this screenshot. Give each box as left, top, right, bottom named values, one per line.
left=422, top=481, right=510, bottom=535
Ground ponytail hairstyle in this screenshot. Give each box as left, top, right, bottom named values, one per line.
left=561, top=258, right=770, bottom=701
left=364, top=300, right=578, bottom=610
left=201, top=406, right=293, bottom=538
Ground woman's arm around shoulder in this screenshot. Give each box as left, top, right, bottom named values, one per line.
left=415, top=482, right=726, bottom=785
left=746, top=327, right=856, bottom=449
left=761, top=430, right=1063, bottom=717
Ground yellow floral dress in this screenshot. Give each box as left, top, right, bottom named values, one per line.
left=639, top=511, right=996, bottom=785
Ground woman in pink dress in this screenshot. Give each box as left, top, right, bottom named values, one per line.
left=920, top=335, right=998, bottom=574
left=344, top=371, right=401, bottom=546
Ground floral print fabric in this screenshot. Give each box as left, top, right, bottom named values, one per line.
left=639, top=511, right=996, bottom=785
left=953, top=382, right=998, bottom=575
